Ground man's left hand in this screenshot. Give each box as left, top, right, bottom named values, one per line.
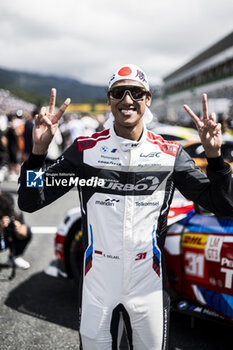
left=184, top=94, right=222, bottom=158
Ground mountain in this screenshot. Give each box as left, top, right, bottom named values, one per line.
left=0, top=67, right=107, bottom=106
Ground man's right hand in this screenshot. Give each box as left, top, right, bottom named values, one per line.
left=32, top=88, right=71, bottom=155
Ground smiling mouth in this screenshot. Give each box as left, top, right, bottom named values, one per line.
left=119, top=108, right=136, bottom=116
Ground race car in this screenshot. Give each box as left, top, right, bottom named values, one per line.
left=165, top=207, right=233, bottom=324
left=183, top=140, right=233, bottom=172
left=45, top=195, right=233, bottom=324
left=149, top=123, right=199, bottom=144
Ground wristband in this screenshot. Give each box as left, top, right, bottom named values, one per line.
left=206, top=155, right=227, bottom=171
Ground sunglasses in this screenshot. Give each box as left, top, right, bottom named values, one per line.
left=108, top=85, right=149, bottom=101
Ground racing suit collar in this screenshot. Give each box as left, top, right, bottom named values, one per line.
left=110, top=122, right=147, bottom=152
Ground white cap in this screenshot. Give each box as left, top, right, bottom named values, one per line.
left=108, top=64, right=150, bottom=91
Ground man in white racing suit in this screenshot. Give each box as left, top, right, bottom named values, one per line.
left=18, top=64, right=233, bottom=350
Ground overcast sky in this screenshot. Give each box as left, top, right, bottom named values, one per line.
left=0, top=0, right=232, bottom=86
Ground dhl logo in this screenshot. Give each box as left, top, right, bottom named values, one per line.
left=182, top=233, right=207, bottom=249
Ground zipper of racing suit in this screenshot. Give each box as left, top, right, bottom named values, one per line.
left=122, top=147, right=135, bottom=295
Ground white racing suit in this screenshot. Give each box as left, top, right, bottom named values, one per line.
left=18, top=125, right=233, bottom=350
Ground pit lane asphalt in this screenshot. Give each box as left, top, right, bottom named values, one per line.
left=0, top=181, right=232, bottom=350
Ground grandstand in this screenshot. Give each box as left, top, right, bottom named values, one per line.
left=0, top=89, right=36, bottom=116
left=152, top=31, right=233, bottom=125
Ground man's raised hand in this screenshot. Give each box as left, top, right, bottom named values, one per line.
left=32, top=88, right=70, bottom=155
left=184, top=93, right=222, bottom=158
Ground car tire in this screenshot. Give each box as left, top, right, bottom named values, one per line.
left=67, top=223, right=84, bottom=285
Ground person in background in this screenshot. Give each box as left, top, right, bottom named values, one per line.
left=6, top=114, right=20, bottom=181
left=218, top=113, right=233, bottom=140
left=15, top=113, right=26, bottom=162
left=95, top=114, right=106, bottom=132
left=0, top=191, right=32, bottom=269
left=24, top=109, right=38, bottom=159
left=0, top=130, right=9, bottom=182
left=60, top=113, right=85, bottom=150
left=59, top=114, right=72, bottom=150
left=46, top=126, right=63, bottom=166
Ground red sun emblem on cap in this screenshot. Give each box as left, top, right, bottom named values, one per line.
left=118, top=66, right=132, bottom=76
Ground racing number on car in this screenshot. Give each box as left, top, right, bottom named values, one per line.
left=184, top=252, right=204, bottom=278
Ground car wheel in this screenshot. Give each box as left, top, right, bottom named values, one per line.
left=68, top=227, right=84, bottom=284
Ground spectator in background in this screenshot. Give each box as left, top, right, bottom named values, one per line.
left=59, top=114, right=72, bottom=150
left=95, top=114, right=106, bottom=132
left=46, top=127, right=63, bottom=166
left=218, top=113, right=233, bottom=140
left=14, top=113, right=26, bottom=162
left=60, top=113, right=85, bottom=150
left=81, top=115, right=99, bottom=136
left=0, top=114, right=8, bottom=131
left=6, top=114, right=20, bottom=181
left=0, top=191, right=32, bottom=269
left=24, top=108, right=38, bottom=158
left=69, top=114, right=85, bottom=140
left=0, top=130, right=9, bottom=182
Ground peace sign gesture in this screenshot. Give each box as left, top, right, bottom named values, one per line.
left=32, top=88, right=70, bottom=155
left=184, top=94, right=222, bottom=158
